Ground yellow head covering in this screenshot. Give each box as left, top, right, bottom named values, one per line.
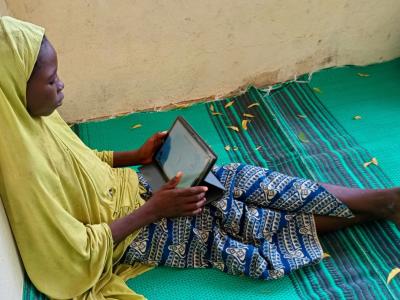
left=0, top=17, right=148, bottom=299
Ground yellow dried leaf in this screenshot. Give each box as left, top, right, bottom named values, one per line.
left=172, top=103, right=191, bottom=109
left=243, top=113, right=255, bottom=118
left=224, top=101, right=235, bottom=108
left=210, top=104, right=215, bottom=112
left=297, top=114, right=307, bottom=119
left=233, top=146, right=238, bottom=151
left=212, top=112, right=222, bottom=116
left=387, top=267, right=400, bottom=284
left=298, top=132, right=310, bottom=143
left=224, top=145, right=231, bottom=151
left=313, top=87, right=322, bottom=94
left=364, top=158, right=378, bottom=168
left=353, top=115, right=362, bottom=120
left=363, top=161, right=372, bottom=168
left=131, top=124, right=142, bottom=129
left=226, top=126, right=239, bottom=132
left=357, top=73, right=370, bottom=77
left=255, top=146, right=262, bottom=150
left=242, top=119, right=250, bottom=130
left=322, top=253, right=331, bottom=259
left=247, top=103, right=260, bottom=108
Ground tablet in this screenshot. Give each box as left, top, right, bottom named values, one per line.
left=154, top=116, right=216, bottom=188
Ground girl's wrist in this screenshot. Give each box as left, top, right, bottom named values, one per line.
left=141, top=200, right=160, bottom=223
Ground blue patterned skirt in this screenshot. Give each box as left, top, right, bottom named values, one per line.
left=122, top=163, right=353, bottom=280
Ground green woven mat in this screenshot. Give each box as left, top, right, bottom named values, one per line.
left=74, top=101, right=300, bottom=300
left=309, top=58, right=400, bottom=185
left=23, top=58, right=400, bottom=299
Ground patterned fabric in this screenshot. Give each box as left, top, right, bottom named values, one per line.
left=123, top=163, right=353, bottom=279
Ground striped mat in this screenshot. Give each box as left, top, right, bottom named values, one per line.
left=23, top=59, right=400, bottom=299
left=206, top=83, right=400, bottom=299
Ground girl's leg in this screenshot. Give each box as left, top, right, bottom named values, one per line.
left=212, top=164, right=353, bottom=218
left=315, top=184, right=400, bottom=234
left=122, top=207, right=280, bottom=279
left=212, top=164, right=400, bottom=234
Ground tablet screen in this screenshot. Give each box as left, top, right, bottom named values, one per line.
left=155, top=119, right=215, bottom=188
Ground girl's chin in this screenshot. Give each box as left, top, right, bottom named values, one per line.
left=56, top=93, right=64, bottom=106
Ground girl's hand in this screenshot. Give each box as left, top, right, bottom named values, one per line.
left=135, top=131, right=168, bottom=165
left=147, top=172, right=208, bottom=219
left=113, top=131, right=167, bottom=167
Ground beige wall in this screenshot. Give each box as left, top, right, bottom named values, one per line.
left=0, top=0, right=8, bottom=15
left=7, top=0, right=400, bottom=122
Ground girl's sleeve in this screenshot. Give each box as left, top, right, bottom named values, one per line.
left=93, top=150, right=114, bottom=167
left=19, top=214, right=115, bottom=299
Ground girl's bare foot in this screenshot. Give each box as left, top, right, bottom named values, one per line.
left=315, top=184, right=400, bottom=233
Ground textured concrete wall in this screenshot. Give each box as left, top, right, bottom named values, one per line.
left=0, top=0, right=8, bottom=15
left=6, top=0, right=400, bottom=122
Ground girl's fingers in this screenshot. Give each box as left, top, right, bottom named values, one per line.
left=177, top=193, right=206, bottom=205
left=162, top=172, right=183, bottom=189
left=176, top=186, right=208, bottom=196
left=156, top=131, right=167, bottom=143
left=197, top=198, right=206, bottom=207
left=182, top=208, right=203, bottom=216
left=182, top=199, right=206, bottom=212
left=192, top=208, right=202, bottom=215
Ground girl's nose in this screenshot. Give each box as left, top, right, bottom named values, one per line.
left=57, top=78, right=64, bottom=92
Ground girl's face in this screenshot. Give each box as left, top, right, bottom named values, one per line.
left=26, top=39, right=65, bottom=117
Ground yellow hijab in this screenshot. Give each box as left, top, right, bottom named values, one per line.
left=0, top=17, right=149, bottom=299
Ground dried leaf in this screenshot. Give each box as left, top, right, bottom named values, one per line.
left=212, top=112, right=222, bottom=116
left=357, top=73, right=370, bottom=77
left=364, top=157, right=378, bottom=168
left=226, top=126, right=239, bottom=132
left=172, top=103, right=191, bottom=109
left=243, top=113, right=255, bottom=118
left=242, top=119, right=250, bottom=130
left=363, top=161, right=372, bottom=168
left=224, top=145, right=231, bottom=151
left=298, top=132, right=310, bottom=143
left=322, top=253, right=331, bottom=259
left=131, top=124, right=142, bottom=129
left=255, top=146, right=262, bottom=150
left=387, top=267, right=400, bottom=284
left=224, top=101, right=235, bottom=108
left=297, top=114, right=307, bottom=119
left=233, top=146, right=239, bottom=151
left=247, top=103, right=260, bottom=108
left=313, top=87, right=322, bottom=94
left=353, top=115, right=362, bottom=120
left=210, top=104, right=215, bottom=112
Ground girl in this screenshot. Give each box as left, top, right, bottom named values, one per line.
left=0, top=16, right=399, bottom=300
